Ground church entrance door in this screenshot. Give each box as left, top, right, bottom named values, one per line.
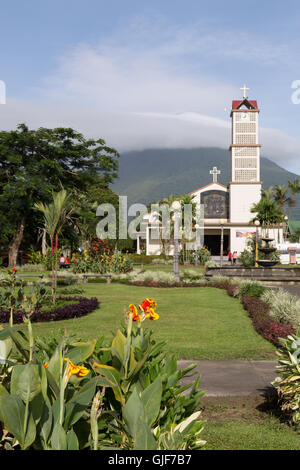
left=204, top=233, right=229, bottom=256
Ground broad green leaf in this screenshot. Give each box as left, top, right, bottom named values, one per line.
left=11, top=364, right=42, bottom=402
left=64, top=377, right=98, bottom=429
left=51, top=422, right=67, bottom=450
left=8, top=327, right=29, bottom=361
left=111, top=330, right=126, bottom=363
left=0, top=337, right=12, bottom=361
left=47, top=343, right=64, bottom=387
left=36, top=396, right=53, bottom=448
left=122, top=388, right=145, bottom=439
left=67, top=339, right=97, bottom=364
left=0, top=394, right=36, bottom=449
left=92, top=362, right=123, bottom=404
left=67, top=428, right=79, bottom=450
left=134, top=419, right=157, bottom=450
left=141, top=376, right=162, bottom=427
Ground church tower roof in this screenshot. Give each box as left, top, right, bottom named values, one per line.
left=232, top=99, right=258, bottom=110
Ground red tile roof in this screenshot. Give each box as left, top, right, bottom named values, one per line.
left=232, top=99, right=258, bottom=110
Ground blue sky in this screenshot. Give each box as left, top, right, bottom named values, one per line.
left=1, top=0, right=300, bottom=173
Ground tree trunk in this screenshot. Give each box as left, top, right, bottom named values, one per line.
left=42, top=229, right=47, bottom=256
left=9, top=217, right=25, bottom=267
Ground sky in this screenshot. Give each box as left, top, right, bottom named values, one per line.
left=1, top=0, right=300, bottom=173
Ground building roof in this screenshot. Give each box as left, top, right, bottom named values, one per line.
left=232, top=99, right=258, bottom=110
left=188, top=181, right=228, bottom=195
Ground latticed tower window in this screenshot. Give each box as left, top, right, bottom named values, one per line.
left=235, top=169, right=258, bottom=181
left=233, top=147, right=258, bottom=157
left=235, top=158, right=257, bottom=168
left=235, top=134, right=257, bottom=145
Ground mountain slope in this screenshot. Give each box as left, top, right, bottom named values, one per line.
left=112, top=147, right=300, bottom=218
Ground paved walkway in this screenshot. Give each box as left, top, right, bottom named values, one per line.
left=178, top=360, right=278, bottom=397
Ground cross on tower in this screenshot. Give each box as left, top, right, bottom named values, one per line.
left=240, top=84, right=250, bottom=99
left=210, top=166, right=221, bottom=182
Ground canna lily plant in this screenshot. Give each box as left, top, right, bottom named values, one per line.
left=0, top=297, right=206, bottom=450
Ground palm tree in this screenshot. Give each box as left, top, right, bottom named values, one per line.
left=288, top=178, right=300, bottom=220
left=250, top=197, right=284, bottom=237
left=35, top=189, right=74, bottom=292
left=261, top=186, right=274, bottom=200
left=274, top=185, right=288, bottom=210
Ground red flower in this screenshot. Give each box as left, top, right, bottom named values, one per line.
left=12, top=267, right=17, bottom=273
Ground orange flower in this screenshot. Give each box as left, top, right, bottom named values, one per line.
left=145, top=307, right=159, bottom=321
left=43, top=361, right=49, bottom=368
left=127, top=304, right=142, bottom=323
left=64, top=358, right=89, bottom=379
left=139, top=298, right=157, bottom=312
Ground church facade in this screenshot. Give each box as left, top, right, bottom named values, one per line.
left=140, top=87, right=284, bottom=257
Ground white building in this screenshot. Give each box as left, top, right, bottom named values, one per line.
left=140, top=87, right=284, bottom=257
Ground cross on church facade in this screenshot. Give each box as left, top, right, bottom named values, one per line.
left=240, top=84, right=250, bottom=99
left=210, top=166, right=221, bottom=182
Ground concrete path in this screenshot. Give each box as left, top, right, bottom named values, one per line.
left=178, top=360, right=278, bottom=397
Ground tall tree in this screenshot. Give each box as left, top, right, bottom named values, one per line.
left=287, top=178, right=300, bottom=220
left=274, top=184, right=288, bottom=210
left=0, top=124, right=119, bottom=266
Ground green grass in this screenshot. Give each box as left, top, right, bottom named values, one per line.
left=15, top=283, right=276, bottom=360
left=200, top=396, right=300, bottom=450
left=203, top=419, right=300, bottom=450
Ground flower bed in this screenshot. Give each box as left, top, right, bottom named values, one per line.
left=241, top=296, right=296, bottom=347
left=0, top=296, right=99, bottom=324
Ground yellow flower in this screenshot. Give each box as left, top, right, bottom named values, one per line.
left=145, top=307, right=159, bottom=321
left=64, top=358, right=89, bottom=379
left=127, top=304, right=142, bottom=323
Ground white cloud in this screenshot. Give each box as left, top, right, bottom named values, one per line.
left=0, top=19, right=300, bottom=174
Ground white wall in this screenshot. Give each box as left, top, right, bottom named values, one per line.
left=229, top=183, right=261, bottom=223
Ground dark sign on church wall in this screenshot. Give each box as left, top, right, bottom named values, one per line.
left=201, top=190, right=229, bottom=219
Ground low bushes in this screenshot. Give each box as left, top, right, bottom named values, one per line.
left=272, top=329, right=300, bottom=428
left=0, top=297, right=99, bottom=324
left=241, top=296, right=296, bottom=347
left=261, top=289, right=300, bottom=329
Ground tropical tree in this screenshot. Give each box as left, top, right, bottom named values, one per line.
left=250, top=197, right=284, bottom=236
left=261, top=186, right=274, bottom=200
left=35, top=189, right=75, bottom=291
left=274, top=185, right=289, bottom=210
left=288, top=178, right=300, bottom=220
left=0, top=124, right=119, bottom=266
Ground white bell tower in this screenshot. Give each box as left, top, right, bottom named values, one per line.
left=229, top=86, right=262, bottom=223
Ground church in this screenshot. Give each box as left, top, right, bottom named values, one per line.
left=139, top=86, right=284, bottom=257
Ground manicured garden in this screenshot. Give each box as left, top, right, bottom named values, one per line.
left=24, top=283, right=276, bottom=361
left=1, top=264, right=300, bottom=450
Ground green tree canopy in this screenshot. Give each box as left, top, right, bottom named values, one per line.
left=0, top=124, right=120, bottom=266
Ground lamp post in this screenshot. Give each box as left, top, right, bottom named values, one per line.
left=220, top=219, right=226, bottom=267
left=194, top=223, right=200, bottom=267
left=172, top=201, right=181, bottom=283
left=284, top=215, right=288, bottom=242
left=254, top=219, right=260, bottom=267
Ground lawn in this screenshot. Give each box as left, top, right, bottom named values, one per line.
left=201, top=396, right=300, bottom=450
left=16, top=283, right=276, bottom=360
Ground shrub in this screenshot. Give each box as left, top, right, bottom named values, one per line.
left=272, top=328, right=300, bottom=427
left=234, top=280, right=265, bottom=299
left=205, top=260, right=218, bottom=268
left=17, top=263, right=46, bottom=273
left=227, top=284, right=238, bottom=297
left=261, top=289, right=300, bottom=329
left=241, top=296, right=296, bottom=346
left=0, top=297, right=99, bottom=324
